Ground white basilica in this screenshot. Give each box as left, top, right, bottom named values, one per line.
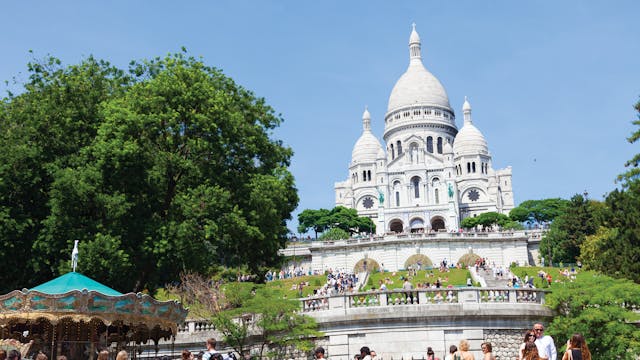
left=335, top=25, right=515, bottom=234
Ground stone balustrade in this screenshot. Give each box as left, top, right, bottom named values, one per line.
left=301, top=287, right=545, bottom=312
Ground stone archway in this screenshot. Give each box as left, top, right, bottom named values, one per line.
left=389, top=219, right=404, bottom=233
left=431, top=217, right=445, bottom=231
left=404, top=254, right=433, bottom=270
left=458, top=253, right=482, bottom=267
left=354, top=258, right=380, bottom=273
left=409, top=217, right=425, bottom=233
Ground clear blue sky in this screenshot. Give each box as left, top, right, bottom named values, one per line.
left=2, top=2, right=639, bottom=232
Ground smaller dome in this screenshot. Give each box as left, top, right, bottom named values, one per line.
left=454, top=124, right=488, bottom=155
left=453, top=98, right=489, bottom=156
left=352, top=107, right=384, bottom=164
left=376, top=147, right=386, bottom=159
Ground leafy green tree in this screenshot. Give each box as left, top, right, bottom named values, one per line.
left=297, top=208, right=330, bottom=239
left=509, top=198, right=569, bottom=225
left=545, top=273, right=640, bottom=359
left=540, top=194, right=598, bottom=265
left=1, top=53, right=298, bottom=292
left=617, top=98, right=640, bottom=186
left=297, top=206, right=375, bottom=238
left=580, top=181, right=640, bottom=282
left=460, top=216, right=478, bottom=229
left=0, top=56, right=130, bottom=291
left=167, top=272, right=321, bottom=359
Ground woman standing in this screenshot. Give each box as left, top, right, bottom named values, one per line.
left=519, top=330, right=537, bottom=360
left=481, top=342, right=496, bottom=360
left=562, top=333, right=591, bottom=360
left=457, top=340, right=475, bottom=360
left=522, top=342, right=540, bottom=360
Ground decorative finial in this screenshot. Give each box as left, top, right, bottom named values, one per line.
left=412, top=22, right=416, bottom=30
left=71, top=240, right=79, bottom=272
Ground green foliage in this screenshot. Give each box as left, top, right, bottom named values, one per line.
left=297, top=206, right=375, bottom=238
left=540, top=194, right=598, bottom=265
left=509, top=198, right=569, bottom=224
left=319, top=227, right=350, bottom=240
left=545, top=273, right=640, bottom=359
left=617, top=99, right=640, bottom=186
left=219, top=286, right=322, bottom=359
left=0, top=53, right=297, bottom=292
left=368, top=268, right=471, bottom=288
left=580, top=181, right=640, bottom=282
left=461, top=212, right=521, bottom=230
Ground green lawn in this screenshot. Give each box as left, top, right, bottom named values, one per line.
left=265, top=274, right=327, bottom=298
left=366, top=268, right=472, bottom=291
left=510, top=266, right=588, bottom=289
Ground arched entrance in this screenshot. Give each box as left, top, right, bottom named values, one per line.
left=409, top=218, right=425, bottom=233
left=354, top=258, right=380, bottom=273
left=389, top=220, right=404, bottom=233
left=431, top=217, right=445, bottom=231
left=404, top=254, right=433, bottom=270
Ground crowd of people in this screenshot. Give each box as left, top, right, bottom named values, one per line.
left=0, top=350, right=130, bottom=360
left=309, top=322, right=591, bottom=360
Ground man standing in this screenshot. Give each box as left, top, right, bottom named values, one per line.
left=314, top=347, right=326, bottom=359
left=533, top=323, right=557, bottom=360
left=203, top=338, right=220, bottom=360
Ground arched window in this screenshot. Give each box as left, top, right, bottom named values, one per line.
left=394, top=181, right=401, bottom=207
left=426, top=136, right=433, bottom=153
left=395, top=191, right=400, bottom=207
left=437, top=137, right=443, bottom=154
left=435, top=188, right=439, bottom=204
left=411, top=176, right=420, bottom=198
left=467, top=162, right=471, bottom=173
left=390, top=144, right=395, bottom=160
left=363, top=170, right=367, bottom=181
left=472, top=162, right=476, bottom=173
left=396, top=140, right=403, bottom=155
left=367, top=170, right=372, bottom=181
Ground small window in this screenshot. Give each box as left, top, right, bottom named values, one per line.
left=427, top=136, right=433, bottom=153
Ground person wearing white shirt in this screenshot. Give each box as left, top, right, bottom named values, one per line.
left=533, top=323, right=557, bottom=360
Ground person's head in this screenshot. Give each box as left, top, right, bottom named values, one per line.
left=7, top=350, right=21, bottom=360
left=524, top=330, right=536, bottom=343
left=57, top=356, right=67, bottom=360
left=0, top=349, right=7, bottom=360
left=182, top=350, right=193, bottom=360
left=459, top=339, right=470, bottom=352
left=360, top=346, right=370, bottom=356
left=353, top=355, right=361, bottom=360
left=35, top=353, right=48, bottom=360
left=314, top=347, right=325, bottom=358
left=116, top=350, right=128, bottom=360
left=569, top=333, right=591, bottom=359
left=427, top=347, right=435, bottom=356
left=449, top=345, right=458, bottom=354
left=370, top=350, right=376, bottom=358
left=97, top=350, right=109, bottom=360
left=523, top=342, right=539, bottom=358
left=481, top=342, right=492, bottom=353
left=533, top=323, right=545, bottom=339
left=206, top=338, right=217, bottom=351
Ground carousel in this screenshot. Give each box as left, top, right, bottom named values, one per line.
left=0, top=246, right=188, bottom=360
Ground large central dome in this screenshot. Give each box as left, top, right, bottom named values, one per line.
left=387, top=25, right=451, bottom=112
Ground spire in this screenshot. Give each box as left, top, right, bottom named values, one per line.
left=463, top=96, right=473, bottom=124
left=409, top=23, right=422, bottom=64
left=362, top=106, right=371, bottom=131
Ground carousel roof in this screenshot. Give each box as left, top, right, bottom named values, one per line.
left=30, top=272, right=123, bottom=296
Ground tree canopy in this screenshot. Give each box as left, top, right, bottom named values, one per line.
left=617, top=99, right=640, bottom=186
left=0, top=52, right=298, bottom=292
left=297, top=206, right=375, bottom=238
left=508, top=198, right=569, bottom=224
left=545, top=273, right=640, bottom=359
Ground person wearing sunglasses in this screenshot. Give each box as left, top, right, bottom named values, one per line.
left=519, top=330, right=537, bottom=360
left=533, top=323, right=557, bottom=360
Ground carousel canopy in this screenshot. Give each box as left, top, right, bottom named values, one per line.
left=30, top=272, right=123, bottom=296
